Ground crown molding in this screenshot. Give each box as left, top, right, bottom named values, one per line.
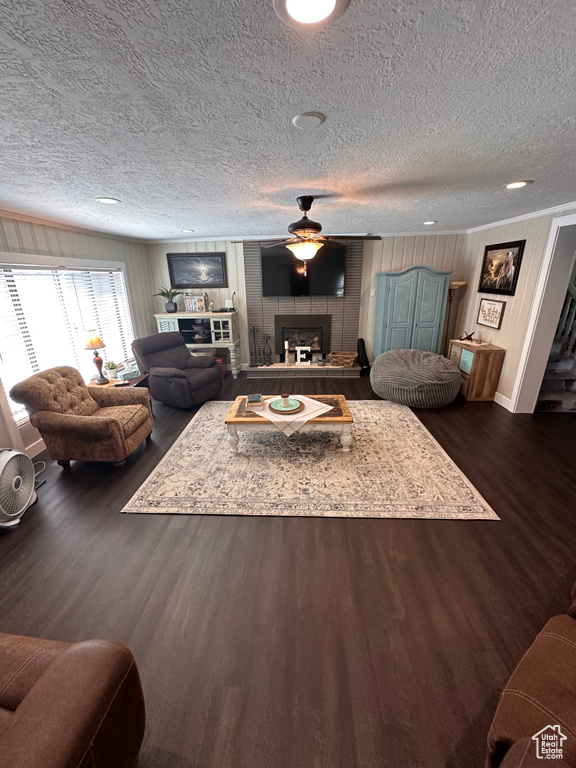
left=466, top=200, right=576, bottom=234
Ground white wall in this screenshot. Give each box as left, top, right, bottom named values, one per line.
left=146, top=240, right=249, bottom=366
left=0, top=211, right=155, bottom=452
left=457, top=205, right=576, bottom=401
left=359, top=234, right=467, bottom=359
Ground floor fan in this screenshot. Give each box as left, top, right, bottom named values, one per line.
left=0, top=449, right=38, bottom=529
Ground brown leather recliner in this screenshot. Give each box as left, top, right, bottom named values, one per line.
left=486, top=583, right=576, bottom=767
left=132, top=332, right=222, bottom=409
left=9, top=366, right=153, bottom=467
left=0, top=631, right=145, bottom=768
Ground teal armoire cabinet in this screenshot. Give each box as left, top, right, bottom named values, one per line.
left=374, top=266, right=452, bottom=356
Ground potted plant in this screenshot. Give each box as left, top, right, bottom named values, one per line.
left=154, top=286, right=182, bottom=313
left=104, top=361, right=118, bottom=379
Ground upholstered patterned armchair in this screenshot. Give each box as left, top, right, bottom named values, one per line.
left=9, top=366, right=153, bottom=468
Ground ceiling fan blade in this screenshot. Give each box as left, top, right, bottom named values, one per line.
left=323, top=235, right=382, bottom=241
left=262, top=239, right=302, bottom=249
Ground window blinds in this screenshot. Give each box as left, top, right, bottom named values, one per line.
left=0, top=267, right=135, bottom=421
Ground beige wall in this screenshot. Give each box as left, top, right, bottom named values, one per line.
left=0, top=212, right=155, bottom=452
left=146, top=240, right=249, bottom=366
left=0, top=213, right=155, bottom=337
left=359, top=234, right=467, bottom=359
left=457, top=205, right=576, bottom=401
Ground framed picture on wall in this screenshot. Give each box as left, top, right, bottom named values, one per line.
left=478, top=240, right=525, bottom=296
left=167, top=253, right=227, bottom=289
left=477, top=298, right=506, bottom=330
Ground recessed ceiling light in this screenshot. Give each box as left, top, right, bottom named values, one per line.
left=292, top=112, right=326, bottom=129
left=273, top=0, right=349, bottom=27
left=505, top=180, right=532, bottom=189
left=423, top=220, right=436, bottom=225
left=287, top=0, right=335, bottom=23
left=182, top=229, right=195, bottom=233
left=95, top=197, right=121, bottom=204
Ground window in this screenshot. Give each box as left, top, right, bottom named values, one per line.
left=0, top=266, right=135, bottom=422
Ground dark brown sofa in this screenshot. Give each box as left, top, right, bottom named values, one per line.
left=486, top=583, right=576, bottom=767
left=9, top=366, right=153, bottom=467
left=132, top=331, right=222, bottom=409
left=0, top=631, right=145, bottom=768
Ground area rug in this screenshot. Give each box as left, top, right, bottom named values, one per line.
left=123, top=401, right=498, bottom=519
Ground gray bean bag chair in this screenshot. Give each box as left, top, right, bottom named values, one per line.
left=370, top=349, right=461, bottom=408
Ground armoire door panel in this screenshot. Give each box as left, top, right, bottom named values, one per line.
left=389, top=278, right=417, bottom=324
left=374, top=266, right=452, bottom=356
left=389, top=327, right=413, bottom=349
left=412, top=325, right=436, bottom=351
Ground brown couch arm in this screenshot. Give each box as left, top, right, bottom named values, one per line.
left=30, top=411, right=125, bottom=442
left=0, top=640, right=145, bottom=768
left=90, top=386, right=151, bottom=410
left=0, top=632, right=70, bottom=711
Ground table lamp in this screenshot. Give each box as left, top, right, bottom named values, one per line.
left=84, top=330, right=108, bottom=384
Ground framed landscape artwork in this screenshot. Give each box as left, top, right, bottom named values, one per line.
left=167, top=253, right=227, bottom=289
left=477, top=298, right=505, bottom=330
left=478, top=240, right=525, bottom=296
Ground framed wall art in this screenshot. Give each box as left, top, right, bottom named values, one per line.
left=477, top=298, right=506, bottom=330
left=167, top=253, right=227, bottom=289
left=478, top=239, right=525, bottom=296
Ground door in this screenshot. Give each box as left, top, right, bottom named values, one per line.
left=412, top=270, right=450, bottom=353
left=382, top=271, right=419, bottom=352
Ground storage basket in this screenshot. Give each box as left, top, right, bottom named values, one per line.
left=328, top=351, right=358, bottom=367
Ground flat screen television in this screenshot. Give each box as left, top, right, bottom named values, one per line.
left=261, top=242, right=345, bottom=297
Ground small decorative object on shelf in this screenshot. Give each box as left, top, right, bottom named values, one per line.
left=245, top=393, right=263, bottom=411
left=184, top=294, right=206, bottom=312
left=328, top=351, right=358, bottom=367
left=154, top=286, right=182, bottom=313
left=295, top=346, right=311, bottom=366
left=459, top=331, right=476, bottom=342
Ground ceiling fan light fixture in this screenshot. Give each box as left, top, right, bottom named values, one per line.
left=286, top=240, right=324, bottom=260
left=273, top=0, right=349, bottom=28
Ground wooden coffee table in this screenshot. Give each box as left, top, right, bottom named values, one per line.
left=225, top=395, right=353, bottom=454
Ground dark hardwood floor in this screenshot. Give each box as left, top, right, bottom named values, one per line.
left=1, top=373, right=575, bottom=768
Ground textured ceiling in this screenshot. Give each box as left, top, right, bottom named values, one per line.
left=1, top=0, right=576, bottom=240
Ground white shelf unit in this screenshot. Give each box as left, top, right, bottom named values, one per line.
left=154, top=311, right=241, bottom=379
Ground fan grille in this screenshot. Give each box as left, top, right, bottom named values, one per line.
left=0, top=453, right=35, bottom=517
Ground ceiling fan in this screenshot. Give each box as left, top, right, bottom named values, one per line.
left=236, top=196, right=381, bottom=275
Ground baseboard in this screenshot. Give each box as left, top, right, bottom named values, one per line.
left=494, top=392, right=514, bottom=411
left=25, top=437, right=46, bottom=459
